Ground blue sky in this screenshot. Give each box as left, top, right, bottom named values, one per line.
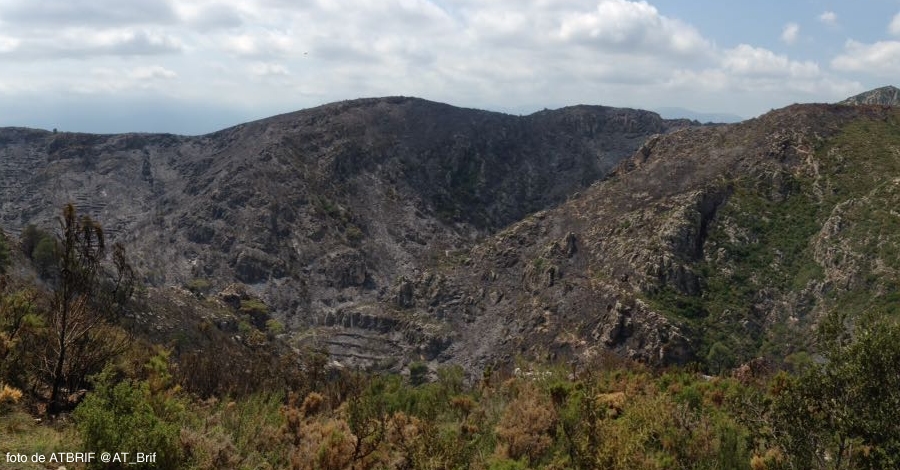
left=0, top=0, right=898, bottom=134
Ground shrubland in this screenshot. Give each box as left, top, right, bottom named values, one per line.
left=2, top=204, right=899, bottom=469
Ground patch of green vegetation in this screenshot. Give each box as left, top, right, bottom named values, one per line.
left=344, top=223, right=363, bottom=244
left=239, top=299, right=269, bottom=316
left=647, top=286, right=706, bottom=321
left=185, top=278, right=211, bottom=297
left=649, top=111, right=900, bottom=368
left=314, top=196, right=342, bottom=218
left=265, top=318, right=285, bottom=335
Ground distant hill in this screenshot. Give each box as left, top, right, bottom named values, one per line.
left=655, top=106, right=743, bottom=123
left=838, top=85, right=900, bottom=106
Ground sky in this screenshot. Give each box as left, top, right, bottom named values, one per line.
left=1, top=0, right=899, bottom=135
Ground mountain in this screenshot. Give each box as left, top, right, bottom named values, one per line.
left=5, top=92, right=900, bottom=376
left=655, top=107, right=744, bottom=124
left=0, top=96, right=689, bottom=371
left=434, top=103, right=900, bottom=371
left=838, top=85, right=900, bottom=106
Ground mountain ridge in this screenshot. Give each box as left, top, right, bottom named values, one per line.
left=4, top=91, right=900, bottom=375
left=838, top=85, right=900, bottom=106
left=0, top=96, right=690, bottom=371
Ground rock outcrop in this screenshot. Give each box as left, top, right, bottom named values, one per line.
left=838, top=85, right=900, bottom=106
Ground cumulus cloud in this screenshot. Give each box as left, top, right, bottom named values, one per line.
left=0, top=0, right=177, bottom=27
left=0, top=28, right=183, bottom=59
left=0, top=0, right=873, bottom=131
left=723, top=44, right=818, bottom=78
left=63, top=29, right=183, bottom=57
left=173, top=1, right=244, bottom=31
left=781, top=22, right=799, bottom=45
left=664, top=41, right=862, bottom=111
left=222, top=31, right=294, bottom=58
left=556, top=0, right=710, bottom=55
left=818, top=11, right=837, bottom=26
left=890, top=13, right=900, bottom=36
left=832, top=40, right=900, bottom=76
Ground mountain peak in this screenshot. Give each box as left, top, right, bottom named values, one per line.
left=839, top=85, right=900, bottom=106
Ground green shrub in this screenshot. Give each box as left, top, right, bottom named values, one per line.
left=31, top=234, right=58, bottom=279
left=408, top=362, right=428, bottom=386
left=74, top=368, right=184, bottom=469
left=185, top=278, right=211, bottom=297
left=265, top=318, right=285, bottom=335
left=0, top=231, right=9, bottom=274
left=19, top=224, right=42, bottom=259
left=345, top=224, right=363, bottom=244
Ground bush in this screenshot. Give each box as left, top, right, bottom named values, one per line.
left=74, top=368, right=184, bottom=469
left=408, top=362, right=428, bottom=386
left=0, top=231, right=9, bottom=274
left=31, top=234, right=58, bottom=279
left=495, top=382, right=557, bottom=465
left=0, top=384, right=23, bottom=414
left=19, top=224, right=42, bottom=259
left=770, top=316, right=900, bottom=469
left=185, top=278, right=211, bottom=297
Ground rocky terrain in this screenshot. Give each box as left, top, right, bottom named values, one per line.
left=0, top=97, right=692, bottom=372
left=838, top=85, right=900, bottom=106
left=4, top=91, right=900, bottom=376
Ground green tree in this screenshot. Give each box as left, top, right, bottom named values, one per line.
left=32, top=233, right=58, bottom=278
left=706, top=341, right=736, bottom=375
left=770, top=313, right=900, bottom=469
left=19, top=224, right=42, bottom=259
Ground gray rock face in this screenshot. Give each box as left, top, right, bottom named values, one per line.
left=0, top=96, right=684, bottom=372
left=838, top=85, right=900, bottom=106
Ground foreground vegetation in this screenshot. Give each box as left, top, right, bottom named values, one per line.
left=3, top=331, right=899, bottom=470
left=2, top=206, right=899, bottom=469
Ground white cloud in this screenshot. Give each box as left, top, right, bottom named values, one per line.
left=0, top=0, right=875, bottom=132
left=249, top=62, right=289, bottom=77
left=890, top=13, right=900, bottom=36
left=129, top=65, right=178, bottom=80
left=781, top=22, right=799, bottom=45
left=664, top=43, right=860, bottom=109
left=818, top=11, right=837, bottom=26
left=556, top=0, right=710, bottom=56
left=0, top=0, right=177, bottom=27
left=0, top=27, right=183, bottom=59
left=723, top=44, right=818, bottom=78
left=64, top=65, right=179, bottom=94
left=832, top=39, right=900, bottom=76
left=0, top=35, right=20, bottom=53
left=222, top=31, right=294, bottom=58
left=172, top=1, right=244, bottom=31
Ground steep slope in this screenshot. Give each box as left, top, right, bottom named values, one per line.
left=419, top=102, right=900, bottom=372
left=838, top=85, right=900, bottom=106
left=0, top=96, right=683, bottom=369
